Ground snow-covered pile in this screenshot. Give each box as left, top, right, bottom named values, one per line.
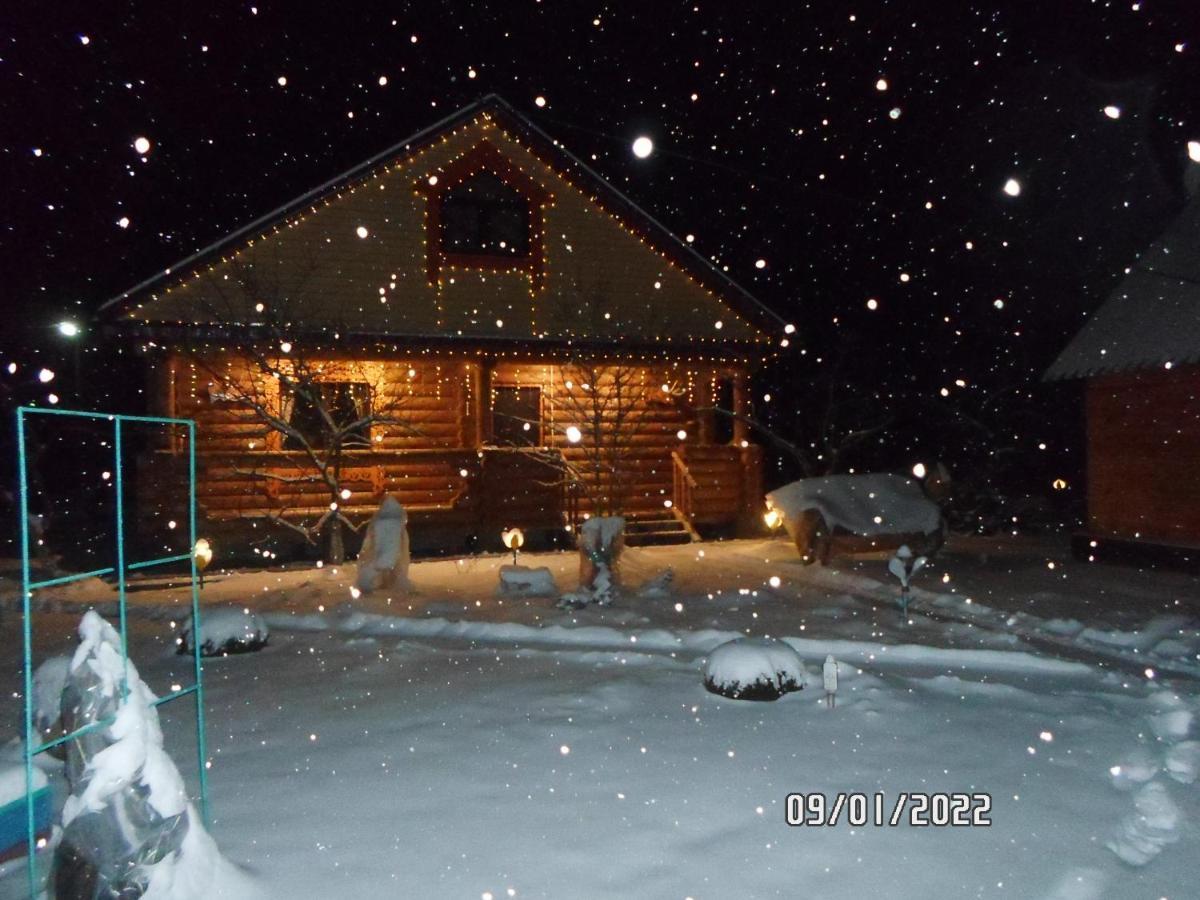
left=498, top=565, right=558, bottom=597
left=702, top=637, right=806, bottom=701
left=637, top=568, right=674, bottom=598
left=179, top=608, right=269, bottom=657
left=57, top=611, right=259, bottom=899
left=766, top=473, right=941, bottom=536
left=355, top=496, right=410, bottom=594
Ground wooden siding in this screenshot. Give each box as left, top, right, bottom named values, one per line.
left=1086, top=366, right=1200, bottom=545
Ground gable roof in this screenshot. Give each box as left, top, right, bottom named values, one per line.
left=100, top=95, right=783, bottom=352
left=1046, top=192, right=1200, bottom=380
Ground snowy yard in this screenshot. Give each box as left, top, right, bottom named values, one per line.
left=2, top=536, right=1199, bottom=898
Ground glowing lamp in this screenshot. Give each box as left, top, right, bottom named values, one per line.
left=193, top=538, right=213, bottom=588
left=57, top=320, right=80, bottom=338
left=763, top=508, right=783, bottom=531
left=501, top=527, right=525, bottom=565
left=565, top=425, right=582, bottom=444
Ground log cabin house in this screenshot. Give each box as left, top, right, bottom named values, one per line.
left=1046, top=191, right=1200, bottom=567
left=101, top=95, right=785, bottom=557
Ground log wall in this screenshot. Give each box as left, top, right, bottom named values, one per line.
left=144, top=352, right=761, bottom=548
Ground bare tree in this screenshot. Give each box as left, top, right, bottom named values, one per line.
left=549, top=361, right=657, bottom=519
left=189, top=262, right=414, bottom=563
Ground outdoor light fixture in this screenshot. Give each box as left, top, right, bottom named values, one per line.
left=193, top=538, right=213, bottom=588
left=56, top=320, right=80, bottom=338
left=501, top=527, right=524, bottom=565
left=763, top=507, right=783, bottom=531
left=565, top=425, right=582, bottom=444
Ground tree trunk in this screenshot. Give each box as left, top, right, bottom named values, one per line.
left=326, top=517, right=346, bottom=564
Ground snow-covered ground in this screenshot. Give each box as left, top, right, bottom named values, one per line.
left=1, top=535, right=1198, bottom=898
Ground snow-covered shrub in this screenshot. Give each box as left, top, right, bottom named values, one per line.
left=561, top=516, right=625, bottom=608
left=498, top=565, right=558, bottom=597
left=355, top=496, right=411, bottom=594
left=703, top=638, right=806, bottom=701
left=56, top=611, right=258, bottom=898
left=178, top=607, right=269, bottom=657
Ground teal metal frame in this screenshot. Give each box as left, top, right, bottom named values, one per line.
left=16, top=407, right=208, bottom=897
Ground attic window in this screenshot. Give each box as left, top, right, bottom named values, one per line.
left=440, top=172, right=531, bottom=257
left=419, top=139, right=553, bottom=290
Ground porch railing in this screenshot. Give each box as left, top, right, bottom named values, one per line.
left=671, top=450, right=701, bottom=539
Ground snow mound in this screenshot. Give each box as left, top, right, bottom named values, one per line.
left=703, top=638, right=807, bottom=701
left=1106, top=781, right=1181, bottom=866
left=1164, top=741, right=1200, bottom=784
left=179, top=607, right=269, bottom=657
left=766, top=473, right=941, bottom=536
left=498, top=565, right=558, bottom=597
left=638, top=569, right=674, bottom=598
left=1109, top=747, right=1159, bottom=791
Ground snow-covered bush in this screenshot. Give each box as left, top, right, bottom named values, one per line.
left=178, top=607, right=269, bottom=657
left=56, top=611, right=258, bottom=898
left=560, top=516, right=625, bottom=608
left=702, top=638, right=807, bottom=701
left=355, top=496, right=410, bottom=594
left=498, top=565, right=558, bottom=597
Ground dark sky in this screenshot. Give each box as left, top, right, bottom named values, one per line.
left=2, top=1, right=1197, bottom=401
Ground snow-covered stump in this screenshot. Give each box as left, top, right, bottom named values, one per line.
left=498, top=565, right=559, bottom=597
left=702, top=638, right=807, bottom=702
left=560, top=516, right=625, bottom=608
left=56, top=611, right=256, bottom=899
left=355, top=496, right=411, bottom=595
left=178, top=607, right=269, bottom=657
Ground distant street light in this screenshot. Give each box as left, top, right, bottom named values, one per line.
left=632, top=136, right=654, bottom=159
left=57, top=320, right=80, bottom=338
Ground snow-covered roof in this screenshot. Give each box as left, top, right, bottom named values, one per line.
left=1046, top=193, right=1200, bottom=380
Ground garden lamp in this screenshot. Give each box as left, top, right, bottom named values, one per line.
left=193, top=538, right=213, bottom=589
left=501, top=527, right=524, bottom=566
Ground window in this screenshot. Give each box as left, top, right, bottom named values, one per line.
left=440, top=172, right=531, bottom=257
left=284, top=382, right=371, bottom=449
left=492, top=386, right=542, bottom=445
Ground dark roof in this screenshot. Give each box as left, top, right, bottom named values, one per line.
left=1047, top=192, right=1200, bottom=380
left=99, top=94, right=782, bottom=334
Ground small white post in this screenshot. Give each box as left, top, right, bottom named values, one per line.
left=822, top=654, right=838, bottom=709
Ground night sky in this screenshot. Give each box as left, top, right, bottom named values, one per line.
left=3, top=1, right=1199, bottom=512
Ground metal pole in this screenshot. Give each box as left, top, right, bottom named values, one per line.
left=18, top=409, right=39, bottom=898
left=115, top=418, right=129, bottom=697
left=189, top=421, right=210, bottom=826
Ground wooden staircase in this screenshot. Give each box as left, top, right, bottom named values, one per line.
left=623, top=511, right=694, bottom=546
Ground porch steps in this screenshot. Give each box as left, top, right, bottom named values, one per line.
left=623, top=514, right=693, bottom=546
